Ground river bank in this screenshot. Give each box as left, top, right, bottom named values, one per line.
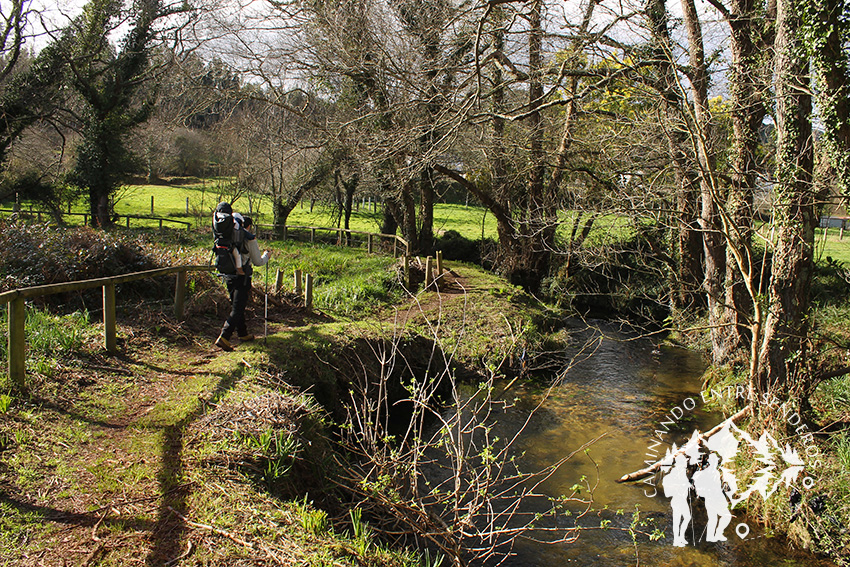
left=1, top=226, right=847, bottom=566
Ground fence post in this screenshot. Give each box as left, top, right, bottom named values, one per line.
left=404, top=255, right=410, bottom=289
left=274, top=269, right=283, bottom=295
left=103, top=284, right=117, bottom=353
left=150, top=196, right=154, bottom=215
left=367, top=234, right=373, bottom=254
left=8, top=298, right=25, bottom=388
left=436, top=250, right=444, bottom=275
left=294, top=269, right=303, bottom=296
left=425, top=256, right=434, bottom=288
left=126, top=216, right=130, bottom=228
left=174, top=271, right=187, bottom=321
left=186, top=197, right=189, bottom=215
left=311, top=228, right=315, bottom=244
left=305, top=273, right=313, bottom=310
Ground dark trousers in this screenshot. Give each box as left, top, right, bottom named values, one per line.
left=221, top=274, right=251, bottom=339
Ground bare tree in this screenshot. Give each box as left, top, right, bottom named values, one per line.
left=335, top=289, right=601, bottom=566
left=0, top=0, right=32, bottom=83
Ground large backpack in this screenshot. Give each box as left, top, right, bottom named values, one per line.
left=212, top=202, right=245, bottom=274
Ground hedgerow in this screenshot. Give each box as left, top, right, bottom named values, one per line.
left=0, top=221, right=160, bottom=298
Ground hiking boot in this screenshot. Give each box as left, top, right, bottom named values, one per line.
left=238, top=334, right=255, bottom=342
left=215, top=335, right=233, bottom=351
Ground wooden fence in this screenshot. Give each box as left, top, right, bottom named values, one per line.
left=0, top=208, right=192, bottom=228
left=257, top=224, right=410, bottom=257
left=0, top=220, right=417, bottom=389
left=0, top=265, right=213, bottom=388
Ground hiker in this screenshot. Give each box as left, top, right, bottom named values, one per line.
left=214, top=207, right=271, bottom=351
left=662, top=454, right=693, bottom=547
left=693, top=452, right=733, bottom=542
left=241, top=216, right=270, bottom=270
left=240, top=216, right=270, bottom=304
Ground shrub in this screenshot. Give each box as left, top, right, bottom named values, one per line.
left=0, top=221, right=162, bottom=305
left=435, top=230, right=485, bottom=264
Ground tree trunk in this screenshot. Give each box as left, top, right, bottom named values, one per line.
left=400, top=181, right=418, bottom=252
left=273, top=157, right=331, bottom=238
left=89, top=186, right=111, bottom=228
left=683, top=0, right=728, bottom=363
left=490, top=22, right=515, bottom=275
left=273, top=197, right=289, bottom=238
left=646, top=0, right=704, bottom=314
left=754, top=0, right=815, bottom=399
left=516, top=0, right=552, bottom=291
left=722, top=0, right=770, bottom=360
left=343, top=174, right=358, bottom=231
left=381, top=195, right=401, bottom=236
left=418, top=167, right=435, bottom=253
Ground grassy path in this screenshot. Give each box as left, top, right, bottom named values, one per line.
left=0, top=251, right=533, bottom=566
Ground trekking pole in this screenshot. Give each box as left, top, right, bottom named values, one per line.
left=264, top=261, right=269, bottom=344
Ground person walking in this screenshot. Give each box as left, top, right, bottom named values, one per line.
left=663, top=454, right=693, bottom=547
left=215, top=213, right=271, bottom=351
left=693, top=452, right=733, bottom=542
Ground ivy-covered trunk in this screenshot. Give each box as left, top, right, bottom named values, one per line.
left=721, top=0, right=772, bottom=360
left=754, top=0, right=815, bottom=400
left=801, top=0, right=850, bottom=197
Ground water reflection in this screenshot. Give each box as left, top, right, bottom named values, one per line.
left=499, top=321, right=834, bottom=567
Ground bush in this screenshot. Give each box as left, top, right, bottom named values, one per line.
left=0, top=222, right=158, bottom=286
left=435, top=230, right=487, bottom=264
left=0, top=221, right=163, bottom=306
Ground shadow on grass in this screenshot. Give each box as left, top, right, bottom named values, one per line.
left=144, top=365, right=243, bottom=566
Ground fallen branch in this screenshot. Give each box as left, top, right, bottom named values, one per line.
left=617, top=406, right=751, bottom=483
left=814, top=365, right=850, bottom=382
left=167, top=506, right=254, bottom=549
left=252, top=284, right=286, bottom=308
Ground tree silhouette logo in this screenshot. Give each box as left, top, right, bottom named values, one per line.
left=655, top=416, right=811, bottom=546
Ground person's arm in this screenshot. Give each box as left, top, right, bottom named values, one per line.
left=246, top=237, right=270, bottom=266
left=232, top=247, right=244, bottom=273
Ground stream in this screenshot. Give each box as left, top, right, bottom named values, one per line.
left=497, top=320, right=836, bottom=567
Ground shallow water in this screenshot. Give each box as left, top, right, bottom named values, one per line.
left=498, top=320, right=835, bottom=567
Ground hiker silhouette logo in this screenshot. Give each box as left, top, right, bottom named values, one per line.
left=654, top=416, right=812, bottom=546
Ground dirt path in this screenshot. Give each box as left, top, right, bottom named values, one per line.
left=1, top=267, right=492, bottom=566
left=0, top=295, right=313, bottom=566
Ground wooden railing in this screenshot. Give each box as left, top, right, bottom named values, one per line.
left=258, top=224, right=410, bottom=257
left=0, top=221, right=416, bottom=388
left=0, top=208, right=192, bottom=228
left=0, top=265, right=214, bottom=388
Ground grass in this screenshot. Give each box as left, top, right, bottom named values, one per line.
left=255, top=238, right=403, bottom=318
left=0, top=308, right=98, bottom=389
left=7, top=178, right=850, bottom=269
left=815, top=227, right=850, bottom=265
left=109, top=183, right=850, bottom=267
left=0, top=230, right=542, bottom=565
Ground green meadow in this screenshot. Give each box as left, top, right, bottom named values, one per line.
left=4, top=180, right=850, bottom=264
